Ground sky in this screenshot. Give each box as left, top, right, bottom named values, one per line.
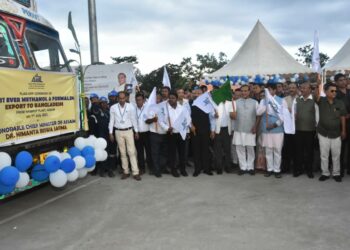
left=36, top=0, right=350, bottom=74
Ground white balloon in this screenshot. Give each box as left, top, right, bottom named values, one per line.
left=47, top=151, right=62, bottom=161
left=74, top=137, right=86, bottom=150
left=0, top=152, right=12, bottom=170
left=16, top=172, right=30, bottom=188
left=95, top=149, right=104, bottom=161
left=49, top=170, right=68, bottom=188
left=67, top=169, right=79, bottom=182
left=78, top=168, right=88, bottom=178
left=86, top=165, right=96, bottom=173
left=101, top=150, right=108, bottom=162
left=73, top=156, right=86, bottom=169
left=94, top=138, right=107, bottom=150
left=60, top=152, right=71, bottom=160
left=85, top=135, right=97, bottom=147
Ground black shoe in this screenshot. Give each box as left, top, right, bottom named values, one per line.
left=99, top=171, right=107, bottom=177
left=180, top=170, right=188, bottom=177
left=171, top=170, right=180, bottom=178
left=237, top=170, right=245, bottom=176
left=319, top=175, right=330, bottom=181
left=107, top=171, right=115, bottom=178
left=264, top=171, right=273, bottom=177
left=162, top=169, right=170, bottom=174
left=274, top=172, right=282, bottom=178
left=155, top=172, right=162, bottom=178
left=307, top=172, right=314, bottom=179
left=225, top=168, right=232, bottom=174
left=293, top=171, right=301, bottom=177
left=217, top=169, right=223, bottom=175
left=347, top=170, right=350, bottom=176
left=333, top=176, right=342, bottom=182
left=248, top=170, right=255, bottom=176
left=204, top=170, right=213, bottom=176
left=193, top=171, right=200, bottom=177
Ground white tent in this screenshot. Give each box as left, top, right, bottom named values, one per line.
left=323, top=38, right=350, bottom=71
left=210, top=21, right=312, bottom=77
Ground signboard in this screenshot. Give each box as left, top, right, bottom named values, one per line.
left=0, top=69, right=80, bottom=146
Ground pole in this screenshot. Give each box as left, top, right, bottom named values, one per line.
left=88, top=0, right=99, bottom=64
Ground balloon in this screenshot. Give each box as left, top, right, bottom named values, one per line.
left=68, top=147, right=81, bottom=158
left=60, top=152, right=71, bottom=161
left=0, top=152, right=12, bottom=171
left=84, top=155, right=96, bottom=168
left=47, top=151, right=62, bottom=161
left=81, top=146, right=95, bottom=157
left=78, top=168, right=88, bottom=178
left=74, top=137, right=86, bottom=150
left=15, top=151, right=33, bottom=172
left=95, top=149, right=104, bottom=161
left=31, top=164, right=49, bottom=182
left=101, top=151, right=108, bottom=161
left=67, top=169, right=79, bottom=182
left=44, top=156, right=61, bottom=173
left=16, top=172, right=30, bottom=188
left=60, top=158, right=76, bottom=173
left=73, top=156, right=86, bottom=169
left=94, top=138, right=107, bottom=150
left=85, top=135, right=97, bottom=147
left=0, top=166, right=20, bottom=186
left=49, top=170, right=67, bottom=188
left=86, top=165, right=96, bottom=173
left=0, top=183, right=15, bottom=195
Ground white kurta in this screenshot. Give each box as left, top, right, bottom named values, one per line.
left=233, top=132, right=256, bottom=146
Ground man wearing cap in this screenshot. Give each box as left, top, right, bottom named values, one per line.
left=108, top=90, right=118, bottom=106
left=109, top=91, right=141, bottom=181
left=88, top=93, right=100, bottom=137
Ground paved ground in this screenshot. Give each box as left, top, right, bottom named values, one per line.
left=0, top=170, right=350, bottom=250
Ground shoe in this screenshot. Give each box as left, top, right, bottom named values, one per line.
left=99, top=171, right=107, bottom=177
left=180, top=170, right=188, bottom=177
left=264, top=171, right=273, bottom=177
left=333, top=176, right=342, bottom=182
left=347, top=170, right=350, bottom=176
left=318, top=175, right=329, bottom=181
left=193, top=171, right=200, bottom=177
left=107, top=171, right=115, bottom=178
left=293, top=172, right=301, bottom=177
left=171, top=170, right=180, bottom=178
left=237, top=170, right=245, bottom=176
left=274, top=172, right=282, bottom=178
left=248, top=170, right=255, bottom=176
left=140, top=169, right=146, bottom=175
left=306, top=172, right=314, bottom=179
left=225, top=168, right=232, bottom=174
left=217, top=169, right=223, bottom=175
left=133, top=174, right=142, bottom=181
left=204, top=170, right=213, bottom=176
left=162, top=169, right=170, bottom=174
left=121, top=173, right=130, bottom=180
left=154, top=173, right=162, bottom=178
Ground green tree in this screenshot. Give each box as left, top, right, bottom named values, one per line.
left=295, top=44, right=329, bottom=67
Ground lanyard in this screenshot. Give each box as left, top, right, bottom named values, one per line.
left=137, top=106, right=144, bottom=120
left=118, top=104, right=127, bottom=121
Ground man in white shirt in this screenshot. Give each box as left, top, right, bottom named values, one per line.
left=134, top=92, right=153, bottom=175
left=160, top=91, right=192, bottom=177
left=109, top=91, right=141, bottom=181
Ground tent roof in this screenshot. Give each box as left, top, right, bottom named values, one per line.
left=323, top=38, right=350, bottom=71
left=210, top=21, right=312, bottom=77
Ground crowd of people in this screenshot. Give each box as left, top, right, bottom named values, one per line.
left=85, top=72, right=350, bottom=183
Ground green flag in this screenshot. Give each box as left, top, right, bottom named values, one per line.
left=68, top=11, right=80, bottom=47
left=211, top=79, right=232, bottom=105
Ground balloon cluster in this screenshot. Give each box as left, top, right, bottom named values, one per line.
left=205, top=74, right=288, bottom=86
left=0, top=136, right=108, bottom=194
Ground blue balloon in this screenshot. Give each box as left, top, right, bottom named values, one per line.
left=31, top=164, right=49, bottom=182
left=44, top=156, right=60, bottom=173
left=81, top=146, right=95, bottom=157
left=0, top=166, right=20, bottom=187
left=84, top=155, right=96, bottom=168
left=68, top=147, right=81, bottom=158
left=15, top=151, right=33, bottom=172
left=60, top=158, right=76, bottom=173
left=0, top=183, right=15, bottom=195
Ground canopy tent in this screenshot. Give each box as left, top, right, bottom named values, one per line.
left=323, top=38, right=350, bottom=71
left=209, top=20, right=312, bottom=78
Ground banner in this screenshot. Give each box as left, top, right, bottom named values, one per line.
left=0, top=69, right=80, bottom=146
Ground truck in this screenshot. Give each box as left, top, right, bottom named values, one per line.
left=0, top=0, right=84, bottom=198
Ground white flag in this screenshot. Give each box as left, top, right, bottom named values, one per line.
left=312, top=30, right=321, bottom=73
left=193, top=92, right=215, bottom=114
left=162, top=66, right=171, bottom=88
left=264, top=88, right=283, bottom=122
left=143, top=87, right=157, bottom=120
left=173, top=108, right=190, bottom=140
left=129, top=70, right=138, bottom=88
left=283, top=99, right=296, bottom=134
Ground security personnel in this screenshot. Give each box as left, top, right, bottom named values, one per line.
left=108, top=90, right=118, bottom=106
left=108, top=90, right=119, bottom=171
left=88, top=93, right=100, bottom=137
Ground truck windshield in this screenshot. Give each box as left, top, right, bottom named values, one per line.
left=0, top=24, right=18, bottom=68
left=26, top=29, right=69, bottom=72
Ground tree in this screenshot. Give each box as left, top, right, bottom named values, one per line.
left=196, top=52, right=228, bottom=74
left=111, top=56, right=138, bottom=64
left=295, top=44, right=330, bottom=68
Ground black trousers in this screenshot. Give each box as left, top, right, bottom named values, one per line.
left=135, top=132, right=153, bottom=172
left=282, top=134, right=296, bottom=172
left=213, top=127, right=231, bottom=171
left=149, top=132, right=167, bottom=175
left=168, top=133, right=186, bottom=172
left=191, top=132, right=210, bottom=172
left=295, top=130, right=315, bottom=174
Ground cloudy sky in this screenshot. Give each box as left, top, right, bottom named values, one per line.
left=36, top=0, right=350, bottom=74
